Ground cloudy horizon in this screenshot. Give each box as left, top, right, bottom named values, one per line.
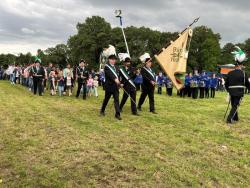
left=0, top=0, right=249, bottom=55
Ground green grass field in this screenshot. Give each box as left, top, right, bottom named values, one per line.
left=0, top=81, right=250, bottom=187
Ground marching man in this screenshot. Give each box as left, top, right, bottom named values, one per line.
left=30, top=57, right=45, bottom=96
left=225, top=46, right=250, bottom=124
left=137, top=53, right=157, bottom=114
left=100, top=46, right=122, bottom=120
left=76, top=60, right=89, bottom=100
left=118, top=53, right=139, bottom=116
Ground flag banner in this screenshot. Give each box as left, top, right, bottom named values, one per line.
left=155, top=28, right=193, bottom=90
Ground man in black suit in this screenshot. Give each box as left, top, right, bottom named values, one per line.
left=76, top=60, right=89, bottom=100
left=137, top=53, right=157, bottom=114
left=30, top=58, right=45, bottom=96
left=225, top=47, right=250, bottom=124
left=100, top=54, right=122, bottom=120
left=119, top=56, right=138, bottom=116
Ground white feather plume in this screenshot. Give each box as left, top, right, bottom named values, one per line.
left=118, top=53, right=130, bottom=62
left=102, top=45, right=116, bottom=58
left=139, top=53, right=151, bottom=63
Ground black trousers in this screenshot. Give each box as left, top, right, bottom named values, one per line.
left=211, top=88, right=216, bottom=98
left=205, top=88, right=210, bottom=98
left=179, top=88, right=185, bottom=97
left=185, top=86, right=192, bottom=97
left=76, top=82, right=87, bottom=99
left=158, top=86, right=162, bottom=94
left=192, top=87, right=198, bottom=99
left=33, top=77, right=43, bottom=95
left=138, top=86, right=155, bottom=112
left=135, top=83, right=141, bottom=91
left=101, top=89, right=120, bottom=116
left=167, top=88, right=173, bottom=96
left=120, top=88, right=137, bottom=113
left=200, top=87, right=205, bottom=98
left=227, top=96, right=241, bottom=122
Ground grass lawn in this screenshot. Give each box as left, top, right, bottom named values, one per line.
left=0, top=80, right=250, bottom=187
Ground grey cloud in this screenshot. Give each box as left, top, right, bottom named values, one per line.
left=0, top=0, right=249, bottom=54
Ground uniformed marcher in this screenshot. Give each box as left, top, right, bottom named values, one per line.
left=184, top=73, right=192, bottom=97
left=199, top=71, right=206, bottom=99
left=165, top=76, right=173, bottom=96
left=191, top=70, right=199, bottom=99
left=137, top=53, right=157, bottom=114
left=119, top=53, right=139, bottom=116
left=30, top=57, right=45, bottom=96
left=76, top=60, right=88, bottom=100
left=100, top=46, right=122, bottom=120
left=205, top=75, right=211, bottom=98
left=225, top=46, right=250, bottom=124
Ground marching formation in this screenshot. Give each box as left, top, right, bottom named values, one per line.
left=156, top=71, right=222, bottom=99
left=0, top=44, right=249, bottom=123
left=100, top=48, right=157, bottom=120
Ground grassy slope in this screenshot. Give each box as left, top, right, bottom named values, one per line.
left=0, top=81, right=250, bottom=188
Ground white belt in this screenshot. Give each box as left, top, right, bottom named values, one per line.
left=228, top=86, right=245, bottom=89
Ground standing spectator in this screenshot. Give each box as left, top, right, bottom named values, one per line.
left=0, top=66, right=2, bottom=80
left=87, top=75, right=94, bottom=97
left=165, top=76, right=173, bottom=96
left=205, top=75, right=211, bottom=98
left=76, top=60, right=88, bottom=100
left=58, top=75, right=64, bottom=97
left=49, top=68, right=56, bottom=96
left=63, top=64, right=73, bottom=95
left=134, top=69, right=143, bottom=91
left=99, top=69, right=105, bottom=90
left=191, top=70, right=199, bottom=99
left=210, top=73, right=218, bottom=98
left=156, top=72, right=164, bottom=94
left=199, top=71, right=206, bottom=99
left=93, top=76, right=99, bottom=97
left=46, top=63, right=53, bottom=90
left=184, top=73, right=192, bottom=97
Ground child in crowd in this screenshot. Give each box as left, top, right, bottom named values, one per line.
left=66, top=71, right=73, bottom=96
left=93, top=76, right=99, bottom=97
left=87, top=75, right=94, bottom=97
left=156, top=72, right=164, bottom=94
left=57, top=70, right=64, bottom=96
left=49, top=69, right=56, bottom=96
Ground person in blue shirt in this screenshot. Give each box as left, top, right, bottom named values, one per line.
left=134, top=69, right=143, bottom=91
left=164, top=76, right=173, bottom=96
left=210, top=73, right=218, bottom=98
left=156, top=71, right=164, bottom=94
left=184, top=73, right=192, bottom=97
left=190, top=70, right=199, bottom=99
left=99, top=70, right=105, bottom=90
left=205, top=75, right=211, bottom=98
left=199, top=71, right=207, bottom=99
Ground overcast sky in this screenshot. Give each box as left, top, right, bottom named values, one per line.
left=0, top=0, right=249, bottom=54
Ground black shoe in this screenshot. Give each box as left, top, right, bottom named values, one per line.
left=132, top=112, right=140, bottom=116
left=100, top=111, right=105, bottom=116
left=150, top=111, right=157, bottom=114
left=115, top=115, right=122, bottom=120
left=137, top=107, right=142, bottom=111
left=226, top=120, right=233, bottom=124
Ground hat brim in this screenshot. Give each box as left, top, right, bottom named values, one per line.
left=108, top=55, right=117, bottom=60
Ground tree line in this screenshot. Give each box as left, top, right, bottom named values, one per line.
left=0, top=16, right=249, bottom=73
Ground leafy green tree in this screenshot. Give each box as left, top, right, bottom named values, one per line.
left=188, top=26, right=221, bottom=72
left=68, top=16, right=112, bottom=69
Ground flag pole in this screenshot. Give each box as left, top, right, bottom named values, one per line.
left=115, top=10, right=130, bottom=56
